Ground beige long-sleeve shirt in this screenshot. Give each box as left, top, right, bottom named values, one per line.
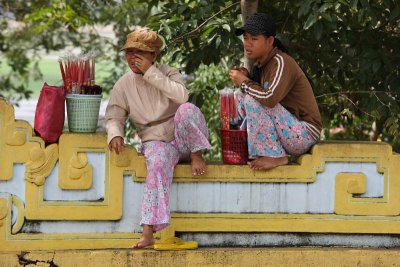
left=105, top=63, right=188, bottom=144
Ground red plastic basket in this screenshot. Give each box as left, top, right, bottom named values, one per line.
left=220, top=129, right=249, bottom=165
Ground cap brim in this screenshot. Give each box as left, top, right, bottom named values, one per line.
left=235, top=27, right=245, bottom=36
left=235, top=25, right=265, bottom=36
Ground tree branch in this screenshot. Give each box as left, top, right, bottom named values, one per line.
left=317, top=90, right=399, bottom=118
left=316, top=90, right=397, bottom=99
left=338, top=94, right=374, bottom=118
left=167, top=1, right=240, bottom=47
left=240, top=0, right=258, bottom=70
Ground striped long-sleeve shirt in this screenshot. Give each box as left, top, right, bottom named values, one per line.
left=240, top=48, right=322, bottom=139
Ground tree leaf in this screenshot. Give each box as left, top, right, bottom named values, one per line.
left=216, top=36, right=221, bottom=48
left=319, top=3, right=334, bottom=13
left=351, top=0, right=359, bottom=10
left=222, top=24, right=231, bottom=32
left=304, top=14, right=317, bottom=30
left=201, top=25, right=216, bottom=40
left=372, top=61, right=381, bottom=74
left=389, top=6, right=400, bottom=21
left=298, top=2, right=311, bottom=18
left=313, top=21, right=323, bottom=40
left=359, top=0, right=369, bottom=8
left=178, top=5, right=188, bottom=15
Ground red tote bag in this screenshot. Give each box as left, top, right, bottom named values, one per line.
left=34, top=83, right=65, bottom=143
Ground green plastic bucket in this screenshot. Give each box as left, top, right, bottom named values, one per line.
left=66, top=94, right=102, bottom=133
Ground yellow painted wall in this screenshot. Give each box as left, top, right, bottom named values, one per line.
left=2, top=248, right=400, bottom=267
left=1, top=98, right=400, bottom=252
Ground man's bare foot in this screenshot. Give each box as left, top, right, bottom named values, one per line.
left=190, top=151, right=207, bottom=176
left=248, top=156, right=288, bottom=170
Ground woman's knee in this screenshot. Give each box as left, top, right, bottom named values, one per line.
left=143, top=142, right=178, bottom=162
left=243, top=94, right=277, bottom=117
left=243, top=94, right=262, bottom=110
left=245, top=94, right=268, bottom=106
left=176, top=102, right=201, bottom=121
left=177, top=102, right=199, bottom=113
left=146, top=148, right=178, bottom=169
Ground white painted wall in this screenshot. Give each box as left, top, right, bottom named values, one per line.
left=0, top=159, right=384, bottom=234
left=169, top=162, right=383, bottom=213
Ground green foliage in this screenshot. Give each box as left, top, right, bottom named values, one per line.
left=259, top=0, right=400, bottom=148
left=148, top=1, right=243, bottom=72
left=0, top=0, right=150, bottom=101
left=186, top=63, right=231, bottom=160
left=148, top=0, right=400, bottom=154
left=146, top=0, right=243, bottom=158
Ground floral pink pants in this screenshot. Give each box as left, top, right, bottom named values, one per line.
left=140, top=103, right=211, bottom=231
left=238, top=93, right=318, bottom=158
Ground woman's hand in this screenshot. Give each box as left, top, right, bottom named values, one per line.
left=234, top=66, right=250, bottom=76
left=109, top=136, right=125, bottom=154
left=229, top=66, right=249, bottom=86
left=134, top=54, right=153, bottom=74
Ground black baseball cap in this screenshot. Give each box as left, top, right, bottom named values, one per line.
left=235, top=13, right=276, bottom=36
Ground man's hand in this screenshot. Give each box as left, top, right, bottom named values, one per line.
left=229, top=66, right=249, bottom=86
left=109, top=136, right=125, bottom=154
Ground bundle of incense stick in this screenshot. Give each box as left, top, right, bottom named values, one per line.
left=219, top=88, right=237, bottom=130
left=219, top=88, right=240, bottom=130
left=58, top=51, right=101, bottom=95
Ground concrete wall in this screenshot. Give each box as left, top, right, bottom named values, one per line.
left=1, top=99, right=400, bottom=252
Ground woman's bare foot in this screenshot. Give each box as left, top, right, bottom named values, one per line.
left=190, top=151, right=207, bottom=176
left=132, top=225, right=154, bottom=249
left=132, top=235, right=155, bottom=249
left=248, top=156, right=288, bottom=170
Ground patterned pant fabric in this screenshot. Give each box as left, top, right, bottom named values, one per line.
left=140, top=103, right=211, bottom=231
left=237, top=92, right=317, bottom=159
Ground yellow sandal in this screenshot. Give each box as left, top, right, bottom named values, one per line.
left=154, top=237, right=198, bottom=251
